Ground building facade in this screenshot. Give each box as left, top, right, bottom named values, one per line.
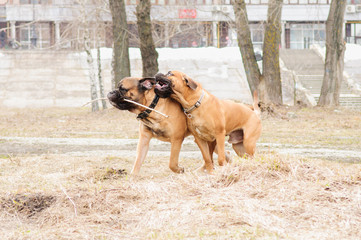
left=0, top=0, right=361, bottom=50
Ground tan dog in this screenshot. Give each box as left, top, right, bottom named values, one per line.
left=107, top=77, right=189, bottom=175
left=155, top=71, right=262, bottom=173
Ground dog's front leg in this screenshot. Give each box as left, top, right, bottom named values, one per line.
left=131, top=127, right=152, bottom=175
left=169, top=138, right=185, bottom=173
left=207, top=141, right=217, bottom=164
left=194, top=136, right=214, bottom=174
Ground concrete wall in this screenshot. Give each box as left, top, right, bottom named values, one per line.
left=0, top=51, right=92, bottom=107
left=0, top=48, right=254, bottom=108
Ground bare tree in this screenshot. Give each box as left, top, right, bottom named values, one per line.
left=262, top=0, right=283, bottom=104
left=233, top=0, right=283, bottom=105
left=95, top=7, right=107, bottom=110
left=233, top=0, right=261, bottom=96
left=97, top=46, right=107, bottom=109
left=318, top=0, right=347, bottom=107
left=59, top=0, right=110, bottom=111
left=136, top=0, right=159, bottom=77
left=79, top=2, right=99, bottom=112
left=109, top=0, right=131, bottom=87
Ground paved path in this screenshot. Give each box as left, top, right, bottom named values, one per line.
left=1, top=137, right=360, bottom=163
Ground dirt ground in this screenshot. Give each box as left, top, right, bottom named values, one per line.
left=0, top=106, right=360, bottom=239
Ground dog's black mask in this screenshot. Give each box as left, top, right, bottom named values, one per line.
left=107, top=89, right=136, bottom=110
left=154, top=72, right=173, bottom=98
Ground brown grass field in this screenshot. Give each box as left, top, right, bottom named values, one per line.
left=0, top=106, right=360, bottom=239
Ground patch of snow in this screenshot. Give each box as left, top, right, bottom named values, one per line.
left=311, top=43, right=361, bottom=63
left=85, top=47, right=243, bottom=62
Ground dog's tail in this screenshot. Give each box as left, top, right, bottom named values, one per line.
left=252, top=91, right=261, bottom=117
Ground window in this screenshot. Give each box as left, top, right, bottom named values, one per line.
left=19, top=0, right=50, bottom=4
left=289, top=23, right=326, bottom=49
left=19, top=23, right=52, bottom=49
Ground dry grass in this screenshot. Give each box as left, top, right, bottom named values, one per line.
left=1, top=106, right=360, bottom=149
left=260, top=107, right=361, bottom=148
left=0, top=153, right=360, bottom=239
left=0, top=107, right=139, bottom=139
left=0, top=106, right=361, bottom=239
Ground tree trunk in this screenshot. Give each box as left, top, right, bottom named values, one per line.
left=136, top=0, right=159, bottom=77
left=80, top=1, right=99, bottom=112
left=109, top=0, right=130, bottom=88
left=233, top=0, right=261, bottom=96
left=95, top=8, right=107, bottom=110
left=97, top=46, right=107, bottom=109
left=318, top=0, right=347, bottom=107
left=262, top=0, right=283, bottom=105
left=84, top=30, right=99, bottom=112
left=233, top=0, right=283, bottom=105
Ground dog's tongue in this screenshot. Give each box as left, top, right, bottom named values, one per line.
left=155, top=82, right=163, bottom=90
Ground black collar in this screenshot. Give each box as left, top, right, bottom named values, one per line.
left=137, top=95, right=160, bottom=120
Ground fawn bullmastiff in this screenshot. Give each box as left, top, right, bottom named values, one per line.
left=155, top=71, right=262, bottom=173
left=107, top=77, right=189, bottom=175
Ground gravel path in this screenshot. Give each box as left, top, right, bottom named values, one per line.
left=1, top=136, right=360, bottom=163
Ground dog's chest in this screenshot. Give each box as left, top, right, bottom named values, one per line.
left=142, top=119, right=169, bottom=139
left=188, top=119, right=215, bottom=141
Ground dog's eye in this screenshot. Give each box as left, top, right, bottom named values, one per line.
left=119, top=87, right=128, bottom=93
left=166, top=71, right=174, bottom=77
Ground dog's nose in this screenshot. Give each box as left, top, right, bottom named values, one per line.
left=155, top=72, right=166, bottom=81
left=107, top=90, right=120, bottom=101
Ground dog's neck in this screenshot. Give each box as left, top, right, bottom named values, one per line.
left=142, top=89, right=157, bottom=106
left=128, top=89, right=156, bottom=115
left=173, top=88, right=205, bottom=110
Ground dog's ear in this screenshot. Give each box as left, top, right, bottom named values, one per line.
left=139, top=77, right=156, bottom=90
left=183, top=74, right=197, bottom=90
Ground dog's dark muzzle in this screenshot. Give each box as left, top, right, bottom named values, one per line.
left=155, top=73, right=173, bottom=98
left=107, top=90, right=121, bottom=102
left=107, top=90, right=134, bottom=110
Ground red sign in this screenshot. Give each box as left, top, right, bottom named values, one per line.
left=179, top=9, right=197, bottom=19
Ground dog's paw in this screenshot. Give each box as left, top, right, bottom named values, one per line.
left=195, top=164, right=214, bottom=175
left=225, top=150, right=233, bottom=163
left=170, top=165, right=184, bottom=174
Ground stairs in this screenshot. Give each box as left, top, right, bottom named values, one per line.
left=280, top=49, right=361, bottom=108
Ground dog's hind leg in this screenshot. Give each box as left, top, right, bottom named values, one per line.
left=242, top=125, right=261, bottom=157
left=232, top=143, right=247, bottom=158
left=233, top=137, right=258, bottom=158
left=214, top=142, right=232, bottom=163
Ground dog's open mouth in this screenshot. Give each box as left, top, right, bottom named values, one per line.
left=154, top=73, right=171, bottom=91
left=154, top=73, right=173, bottom=98
left=155, top=79, right=169, bottom=90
